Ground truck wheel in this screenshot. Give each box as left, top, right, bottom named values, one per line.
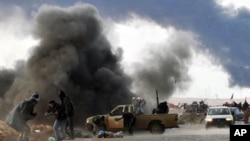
left=149, top=123, right=165, bottom=134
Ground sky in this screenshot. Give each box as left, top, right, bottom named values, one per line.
left=1, top=0, right=250, bottom=101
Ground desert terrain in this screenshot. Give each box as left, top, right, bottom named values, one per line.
left=1, top=97, right=248, bottom=141
left=0, top=120, right=230, bottom=141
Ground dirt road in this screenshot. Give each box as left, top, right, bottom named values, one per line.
left=67, top=124, right=229, bottom=141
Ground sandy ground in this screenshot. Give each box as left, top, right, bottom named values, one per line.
left=0, top=118, right=230, bottom=141
left=64, top=124, right=229, bottom=141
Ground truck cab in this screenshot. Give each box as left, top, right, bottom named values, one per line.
left=86, top=104, right=179, bottom=134
left=107, top=104, right=133, bottom=129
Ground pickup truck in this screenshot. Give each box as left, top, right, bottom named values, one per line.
left=204, top=106, right=234, bottom=129
left=86, top=104, right=179, bottom=134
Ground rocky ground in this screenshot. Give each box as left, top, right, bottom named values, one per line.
left=0, top=112, right=230, bottom=141
left=1, top=97, right=247, bottom=141
left=1, top=96, right=247, bottom=141
left=0, top=120, right=54, bottom=141
left=0, top=121, right=230, bottom=141
left=67, top=124, right=229, bottom=141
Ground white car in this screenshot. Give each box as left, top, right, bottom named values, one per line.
left=205, top=106, right=234, bottom=129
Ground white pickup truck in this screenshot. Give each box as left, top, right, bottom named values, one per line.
left=205, top=106, right=234, bottom=129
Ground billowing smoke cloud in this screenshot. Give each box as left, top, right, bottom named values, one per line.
left=3, top=4, right=134, bottom=123
left=0, top=61, right=25, bottom=119
left=1, top=3, right=196, bottom=123
left=0, top=69, right=15, bottom=98
left=129, top=30, right=195, bottom=108
left=0, top=68, right=15, bottom=118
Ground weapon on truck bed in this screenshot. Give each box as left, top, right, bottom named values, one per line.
left=156, top=89, right=159, bottom=107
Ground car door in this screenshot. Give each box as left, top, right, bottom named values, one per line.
left=107, top=105, right=125, bottom=129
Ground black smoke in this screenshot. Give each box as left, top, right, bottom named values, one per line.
left=3, top=4, right=134, bottom=124
left=129, top=30, right=194, bottom=110
left=0, top=69, right=15, bottom=98
left=1, top=3, right=195, bottom=124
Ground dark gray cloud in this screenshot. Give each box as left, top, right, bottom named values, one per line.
left=2, top=4, right=134, bottom=123
left=0, top=69, right=15, bottom=98
left=82, top=0, right=250, bottom=87
left=3, top=0, right=250, bottom=88
left=1, top=0, right=250, bottom=119
left=0, top=61, right=25, bottom=119
left=130, top=30, right=194, bottom=106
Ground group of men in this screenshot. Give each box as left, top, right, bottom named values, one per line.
left=5, top=90, right=75, bottom=141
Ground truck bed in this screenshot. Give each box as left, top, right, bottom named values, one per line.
left=135, top=113, right=179, bottom=129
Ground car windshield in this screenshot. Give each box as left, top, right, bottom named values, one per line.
left=208, top=108, right=230, bottom=115
left=111, top=106, right=124, bottom=115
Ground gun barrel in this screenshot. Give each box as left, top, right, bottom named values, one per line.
left=156, top=89, right=159, bottom=107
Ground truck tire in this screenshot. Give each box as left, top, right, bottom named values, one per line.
left=149, top=123, right=165, bottom=134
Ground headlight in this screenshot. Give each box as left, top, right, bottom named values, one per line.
left=205, top=118, right=213, bottom=122
left=226, top=117, right=233, bottom=121
left=86, top=118, right=90, bottom=123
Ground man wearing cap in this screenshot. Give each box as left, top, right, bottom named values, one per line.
left=6, top=92, right=40, bottom=141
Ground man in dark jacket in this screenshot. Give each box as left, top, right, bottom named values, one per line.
left=6, top=92, right=40, bottom=141
left=58, top=90, right=75, bottom=139
left=45, top=100, right=68, bottom=141
left=115, top=112, right=136, bottom=135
